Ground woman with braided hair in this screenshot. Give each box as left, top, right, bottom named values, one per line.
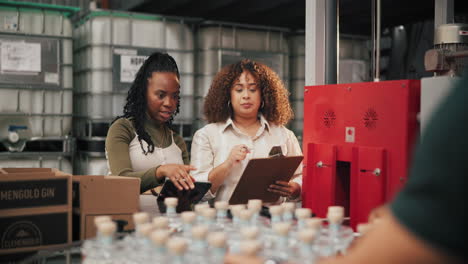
left=106, top=52, right=195, bottom=193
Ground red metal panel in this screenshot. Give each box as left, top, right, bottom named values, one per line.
left=351, top=146, right=386, bottom=228
left=302, top=143, right=336, bottom=218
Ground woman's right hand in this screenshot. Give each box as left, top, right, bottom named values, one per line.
left=156, top=164, right=196, bottom=190
left=225, top=144, right=250, bottom=167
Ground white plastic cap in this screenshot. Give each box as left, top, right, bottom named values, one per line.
left=305, top=217, right=323, bottom=230
left=97, top=221, right=116, bottom=236
left=181, top=211, right=196, bottom=223
left=239, top=209, right=253, bottom=221
left=298, top=228, right=317, bottom=243
left=138, top=223, right=153, bottom=236
left=167, top=237, right=188, bottom=255
left=8, top=131, right=19, bottom=143
left=247, top=199, right=262, bottom=212
left=133, top=212, right=150, bottom=225
left=150, top=230, right=170, bottom=246
left=202, top=208, right=217, bottom=219
left=295, top=208, right=312, bottom=219
left=230, top=204, right=245, bottom=217
left=164, top=197, right=178, bottom=207
left=327, top=211, right=344, bottom=224
left=194, top=203, right=210, bottom=214
left=357, top=223, right=370, bottom=235
left=152, top=216, right=169, bottom=229
left=207, top=232, right=227, bottom=248
left=328, top=206, right=344, bottom=215
left=282, top=202, right=296, bottom=212
left=94, top=215, right=112, bottom=227
left=269, top=205, right=283, bottom=216
left=240, top=226, right=259, bottom=240
left=191, top=225, right=209, bottom=239
left=215, top=201, right=229, bottom=210
left=240, top=240, right=262, bottom=257
left=272, top=222, right=291, bottom=236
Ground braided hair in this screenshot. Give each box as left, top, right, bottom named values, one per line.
left=113, top=52, right=180, bottom=155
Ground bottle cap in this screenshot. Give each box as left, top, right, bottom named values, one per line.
left=240, top=226, right=259, bottom=240
left=167, top=237, right=188, bottom=255
left=191, top=225, right=209, bottom=239
left=181, top=211, right=196, bottom=223
left=269, top=205, right=283, bottom=216
left=240, top=240, right=261, bottom=256
left=97, top=221, right=116, bottom=236
left=164, top=197, right=178, bottom=207
left=202, top=208, right=217, bottom=219
left=215, top=201, right=229, bottom=210
left=230, top=204, right=245, bottom=217
left=298, top=228, right=317, bottom=243
left=295, top=208, right=312, bottom=219
left=327, top=206, right=344, bottom=215
left=150, top=230, right=170, bottom=245
left=194, top=203, right=210, bottom=214
left=94, top=215, right=112, bottom=227
left=138, top=223, right=153, bottom=236
left=282, top=202, right=296, bottom=212
left=239, top=209, right=253, bottom=220
left=305, top=217, right=323, bottom=230
left=152, top=216, right=169, bottom=229
left=207, top=232, right=227, bottom=248
left=247, top=199, right=262, bottom=212
left=272, top=222, right=291, bottom=236
left=133, top=212, right=150, bottom=225
left=327, top=211, right=344, bottom=224
left=357, top=223, right=370, bottom=235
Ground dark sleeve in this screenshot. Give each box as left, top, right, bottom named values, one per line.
left=173, top=132, right=190, bottom=165
left=390, top=77, right=468, bottom=260
left=105, top=118, right=164, bottom=193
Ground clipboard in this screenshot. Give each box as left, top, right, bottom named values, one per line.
left=228, top=155, right=303, bottom=205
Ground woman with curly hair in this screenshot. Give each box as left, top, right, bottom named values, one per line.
left=106, top=52, right=195, bottom=193
left=190, top=59, right=302, bottom=203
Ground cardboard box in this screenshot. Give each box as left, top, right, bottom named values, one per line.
left=72, top=175, right=140, bottom=240
left=0, top=171, right=72, bottom=255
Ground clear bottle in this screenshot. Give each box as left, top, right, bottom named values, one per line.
left=194, top=203, right=210, bottom=225
left=152, top=216, right=170, bottom=231
left=228, top=204, right=246, bottom=230
left=214, top=201, right=230, bottom=229
left=269, top=205, right=283, bottom=225
left=164, top=197, right=181, bottom=230
left=264, top=222, right=293, bottom=262
left=127, top=223, right=154, bottom=263
left=188, top=225, right=209, bottom=262
left=207, top=232, right=228, bottom=264
left=180, top=211, right=197, bottom=238
left=247, top=199, right=267, bottom=228
left=149, top=229, right=170, bottom=263
left=83, top=221, right=117, bottom=264
left=201, top=207, right=217, bottom=228
left=293, top=228, right=318, bottom=264
left=282, top=202, right=296, bottom=223
left=290, top=208, right=313, bottom=248
left=167, top=237, right=189, bottom=264
left=122, top=212, right=150, bottom=247
left=82, top=215, right=112, bottom=261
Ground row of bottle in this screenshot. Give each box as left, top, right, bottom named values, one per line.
left=82, top=198, right=365, bottom=264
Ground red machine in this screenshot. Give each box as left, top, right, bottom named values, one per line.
left=302, top=80, right=420, bottom=228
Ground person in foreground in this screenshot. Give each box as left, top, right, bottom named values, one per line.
left=225, top=75, right=468, bottom=264
left=190, top=59, right=302, bottom=203
left=106, top=52, right=195, bottom=193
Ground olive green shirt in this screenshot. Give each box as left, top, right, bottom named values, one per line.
left=106, top=117, right=189, bottom=193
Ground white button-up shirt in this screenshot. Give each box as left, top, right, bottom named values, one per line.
left=190, top=114, right=303, bottom=203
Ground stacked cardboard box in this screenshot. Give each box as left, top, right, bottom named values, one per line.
left=72, top=175, right=140, bottom=240
left=0, top=168, right=72, bottom=255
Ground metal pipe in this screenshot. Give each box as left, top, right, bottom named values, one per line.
left=325, top=0, right=338, bottom=84
left=446, top=50, right=468, bottom=59
left=372, top=0, right=381, bottom=81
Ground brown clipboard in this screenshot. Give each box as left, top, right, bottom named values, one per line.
left=228, top=155, right=303, bottom=205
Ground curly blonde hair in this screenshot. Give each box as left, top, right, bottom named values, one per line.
left=203, top=59, right=293, bottom=126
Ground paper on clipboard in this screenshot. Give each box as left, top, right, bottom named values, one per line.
left=228, top=155, right=303, bottom=205
left=1, top=41, right=41, bottom=73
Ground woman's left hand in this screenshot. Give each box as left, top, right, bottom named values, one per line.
left=267, top=181, right=301, bottom=199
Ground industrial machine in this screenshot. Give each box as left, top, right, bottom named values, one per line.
left=302, top=80, right=420, bottom=228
